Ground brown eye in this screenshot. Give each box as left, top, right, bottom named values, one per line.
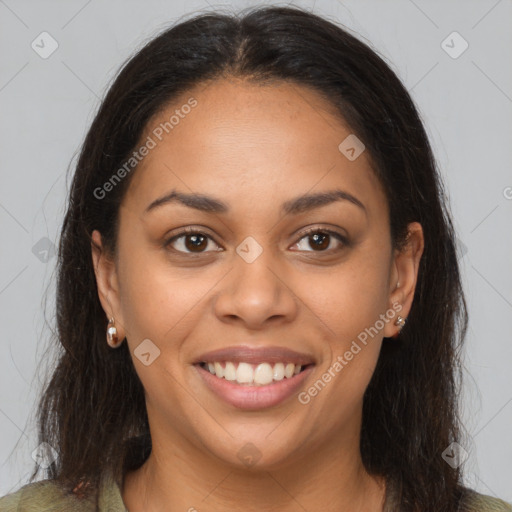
left=308, top=232, right=330, bottom=251
left=165, top=230, right=221, bottom=254
left=294, top=229, right=348, bottom=252
left=183, top=233, right=208, bottom=252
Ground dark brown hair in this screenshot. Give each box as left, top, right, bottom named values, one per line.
left=32, top=6, right=469, bottom=510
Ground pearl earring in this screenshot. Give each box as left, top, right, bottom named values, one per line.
left=391, top=315, right=406, bottom=338
left=106, top=317, right=123, bottom=348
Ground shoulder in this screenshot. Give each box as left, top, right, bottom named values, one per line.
left=463, top=488, right=512, bottom=512
left=0, top=479, right=95, bottom=512
left=0, top=471, right=127, bottom=512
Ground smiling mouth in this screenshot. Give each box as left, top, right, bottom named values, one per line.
left=197, top=361, right=313, bottom=386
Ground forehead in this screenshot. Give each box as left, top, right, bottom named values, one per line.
left=123, top=78, right=387, bottom=220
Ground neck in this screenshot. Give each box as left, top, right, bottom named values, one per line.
left=122, top=424, right=387, bottom=511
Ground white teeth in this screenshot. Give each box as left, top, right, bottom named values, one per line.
left=254, top=363, right=273, bottom=385
left=273, top=362, right=285, bottom=381
left=236, top=362, right=253, bottom=383
left=224, top=362, right=237, bottom=381
left=203, top=361, right=305, bottom=386
left=214, top=362, right=224, bottom=378
left=284, top=363, right=295, bottom=378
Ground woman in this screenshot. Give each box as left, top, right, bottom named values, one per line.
left=1, top=5, right=510, bottom=512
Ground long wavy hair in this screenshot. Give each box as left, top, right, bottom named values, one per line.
left=31, top=6, right=469, bottom=510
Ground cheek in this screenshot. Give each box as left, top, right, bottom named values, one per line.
left=301, top=269, right=388, bottom=417
left=115, top=240, right=198, bottom=344
left=299, top=251, right=390, bottom=341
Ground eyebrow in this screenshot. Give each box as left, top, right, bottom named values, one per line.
left=144, top=189, right=366, bottom=216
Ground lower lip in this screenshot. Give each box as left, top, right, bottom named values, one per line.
left=195, top=364, right=315, bottom=410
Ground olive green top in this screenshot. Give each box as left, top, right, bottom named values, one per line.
left=1, top=471, right=511, bottom=511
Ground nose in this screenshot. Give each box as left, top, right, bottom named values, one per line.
left=212, top=246, right=298, bottom=330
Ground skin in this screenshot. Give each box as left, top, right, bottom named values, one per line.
left=91, top=77, right=424, bottom=512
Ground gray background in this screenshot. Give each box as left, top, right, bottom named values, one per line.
left=1, top=0, right=511, bottom=501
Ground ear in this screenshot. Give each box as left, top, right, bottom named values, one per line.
left=91, top=229, right=126, bottom=341
left=383, top=222, right=424, bottom=338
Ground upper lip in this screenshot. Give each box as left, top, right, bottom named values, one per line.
left=194, top=345, right=316, bottom=366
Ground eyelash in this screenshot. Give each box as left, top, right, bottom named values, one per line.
left=164, top=226, right=349, bottom=255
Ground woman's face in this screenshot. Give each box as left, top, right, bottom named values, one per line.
left=92, top=77, right=423, bottom=471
